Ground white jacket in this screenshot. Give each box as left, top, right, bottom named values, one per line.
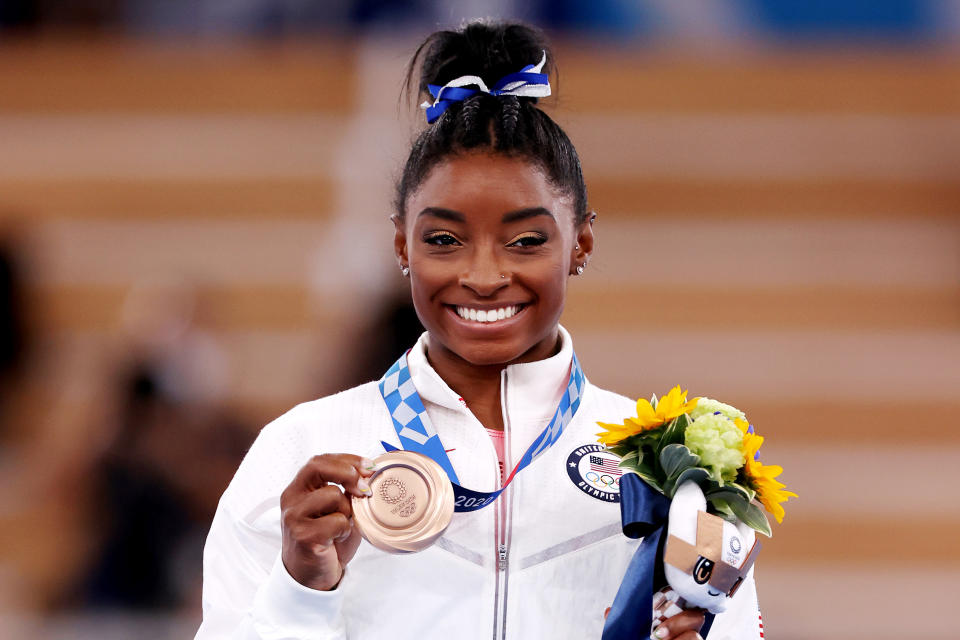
left=197, top=328, right=762, bottom=639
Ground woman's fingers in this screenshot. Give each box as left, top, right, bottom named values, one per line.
left=334, top=518, right=363, bottom=566
left=651, top=608, right=706, bottom=640
left=283, top=453, right=375, bottom=500
left=297, top=485, right=353, bottom=520
left=293, top=511, right=354, bottom=548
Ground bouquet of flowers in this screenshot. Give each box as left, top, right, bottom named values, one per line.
left=598, top=386, right=797, bottom=639
left=598, top=386, right=795, bottom=536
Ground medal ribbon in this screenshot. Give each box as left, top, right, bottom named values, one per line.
left=379, top=350, right=585, bottom=512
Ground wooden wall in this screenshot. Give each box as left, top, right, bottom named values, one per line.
left=1, top=37, right=958, bottom=639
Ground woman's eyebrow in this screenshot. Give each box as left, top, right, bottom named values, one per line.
left=416, top=207, right=465, bottom=222
left=502, top=207, right=554, bottom=223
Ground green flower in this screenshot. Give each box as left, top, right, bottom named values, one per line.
left=688, top=397, right=746, bottom=423
left=684, top=413, right=745, bottom=483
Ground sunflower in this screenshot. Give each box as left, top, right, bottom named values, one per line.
left=740, top=430, right=797, bottom=524
left=597, top=386, right=698, bottom=445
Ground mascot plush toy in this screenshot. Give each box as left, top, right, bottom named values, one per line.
left=660, top=481, right=760, bottom=615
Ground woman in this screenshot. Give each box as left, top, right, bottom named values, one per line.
left=196, top=21, right=761, bottom=640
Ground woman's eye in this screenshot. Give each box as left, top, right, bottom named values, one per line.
left=424, top=232, right=460, bottom=246
left=508, top=233, right=547, bottom=248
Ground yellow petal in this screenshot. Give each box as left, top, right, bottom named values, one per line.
left=634, top=398, right=658, bottom=425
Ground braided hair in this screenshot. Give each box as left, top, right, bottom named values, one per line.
left=395, top=21, right=588, bottom=224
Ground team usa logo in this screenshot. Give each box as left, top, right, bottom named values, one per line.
left=566, top=444, right=621, bottom=503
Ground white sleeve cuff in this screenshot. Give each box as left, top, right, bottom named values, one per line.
left=251, top=555, right=347, bottom=640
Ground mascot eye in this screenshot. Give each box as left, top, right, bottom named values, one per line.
left=693, top=557, right=715, bottom=585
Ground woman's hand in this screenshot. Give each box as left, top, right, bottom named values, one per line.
left=280, top=454, right=375, bottom=591
left=650, top=608, right=706, bottom=640
left=602, top=606, right=706, bottom=640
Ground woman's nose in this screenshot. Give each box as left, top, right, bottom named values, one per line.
left=458, top=248, right=509, bottom=296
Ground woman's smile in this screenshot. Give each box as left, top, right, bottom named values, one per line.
left=450, top=303, right=525, bottom=323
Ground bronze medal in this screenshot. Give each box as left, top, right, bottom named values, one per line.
left=352, top=450, right=454, bottom=553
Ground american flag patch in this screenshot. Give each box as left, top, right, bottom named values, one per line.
left=589, top=455, right=622, bottom=476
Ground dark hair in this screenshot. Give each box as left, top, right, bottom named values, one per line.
left=395, top=21, right=588, bottom=224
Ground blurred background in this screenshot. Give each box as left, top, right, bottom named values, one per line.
left=0, top=1, right=958, bottom=639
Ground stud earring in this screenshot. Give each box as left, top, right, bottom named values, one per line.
left=576, top=264, right=585, bottom=275
left=401, top=265, right=410, bottom=277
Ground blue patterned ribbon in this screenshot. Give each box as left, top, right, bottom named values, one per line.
left=421, top=51, right=551, bottom=124
left=601, top=474, right=716, bottom=639
left=379, top=350, right=584, bottom=512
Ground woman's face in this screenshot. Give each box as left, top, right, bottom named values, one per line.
left=395, top=152, right=593, bottom=368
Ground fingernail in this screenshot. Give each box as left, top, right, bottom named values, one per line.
left=653, top=626, right=669, bottom=639
left=357, top=478, right=372, bottom=495
left=361, top=458, right=377, bottom=472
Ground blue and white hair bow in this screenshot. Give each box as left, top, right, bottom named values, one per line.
left=421, top=51, right=551, bottom=124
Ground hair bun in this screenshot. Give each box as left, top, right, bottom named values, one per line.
left=412, top=20, right=553, bottom=102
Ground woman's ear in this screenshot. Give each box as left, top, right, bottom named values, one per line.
left=391, top=214, right=409, bottom=270
left=571, top=210, right=597, bottom=274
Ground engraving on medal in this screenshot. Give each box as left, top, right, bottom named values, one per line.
left=392, top=495, right=417, bottom=518
left=379, top=477, right=407, bottom=504
left=379, top=475, right=417, bottom=517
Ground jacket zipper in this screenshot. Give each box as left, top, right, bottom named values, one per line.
left=492, top=368, right=512, bottom=640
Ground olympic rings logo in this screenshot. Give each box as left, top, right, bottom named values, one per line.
left=585, top=471, right=620, bottom=489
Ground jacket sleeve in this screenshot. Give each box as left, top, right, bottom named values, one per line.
left=195, top=418, right=350, bottom=640
left=703, top=567, right=762, bottom=640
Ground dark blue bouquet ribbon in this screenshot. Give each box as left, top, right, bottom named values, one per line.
left=601, top=473, right=715, bottom=639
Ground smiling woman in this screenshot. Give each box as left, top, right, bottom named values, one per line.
left=398, top=153, right=591, bottom=372
left=196, top=21, right=762, bottom=640
left=396, top=154, right=592, bottom=431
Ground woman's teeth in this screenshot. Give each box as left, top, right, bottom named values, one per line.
left=455, top=305, right=521, bottom=323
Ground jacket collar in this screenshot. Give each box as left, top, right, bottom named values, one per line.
left=405, top=326, right=577, bottom=429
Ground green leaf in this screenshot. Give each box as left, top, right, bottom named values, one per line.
left=706, top=483, right=752, bottom=504
left=635, top=446, right=646, bottom=466
left=723, top=495, right=772, bottom=537
left=725, top=481, right=756, bottom=502
left=635, top=459, right=658, bottom=479
left=707, top=497, right=739, bottom=523
left=637, top=431, right=662, bottom=451
left=664, top=466, right=712, bottom=498
left=659, top=444, right=700, bottom=479
left=607, top=443, right=634, bottom=458
left=660, top=413, right=690, bottom=448
left=624, top=468, right=664, bottom=494
left=618, top=449, right=639, bottom=464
